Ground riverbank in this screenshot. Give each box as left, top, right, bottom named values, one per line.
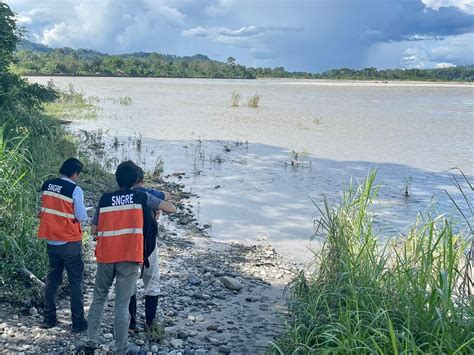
left=0, top=171, right=300, bottom=354
left=24, top=74, right=474, bottom=87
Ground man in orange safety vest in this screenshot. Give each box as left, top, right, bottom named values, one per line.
left=79, top=160, right=164, bottom=355
left=38, top=158, right=88, bottom=332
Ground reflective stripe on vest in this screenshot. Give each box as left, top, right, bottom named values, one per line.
left=96, top=203, right=144, bottom=263
left=97, top=228, right=143, bottom=237
left=40, top=207, right=75, bottom=219
left=37, top=182, right=82, bottom=242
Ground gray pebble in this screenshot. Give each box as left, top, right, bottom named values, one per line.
left=170, top=338, right=184, bottom=348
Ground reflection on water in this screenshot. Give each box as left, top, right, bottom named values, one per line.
left=28, top=77, right=474, bottom=261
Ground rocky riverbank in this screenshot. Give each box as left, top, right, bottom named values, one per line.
left=0, top=173, right=301, bottom=354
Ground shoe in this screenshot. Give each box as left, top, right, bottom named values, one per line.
left=128, top=325, right=140, bottom=334
left=41, top=319, right=59, bottom=329
left=75, top=341, right=97, bottom=355
left=72, top=320, right=88, bottom=333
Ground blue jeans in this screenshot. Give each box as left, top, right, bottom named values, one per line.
left=43, top=241, right=85, bottom=327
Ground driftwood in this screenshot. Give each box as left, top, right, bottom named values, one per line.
left=19, top=267, right=45, bottom=288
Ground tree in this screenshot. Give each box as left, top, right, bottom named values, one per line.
left=0, top=2, right=20, bottom=70
left=227, top=56, right=236, bottom=66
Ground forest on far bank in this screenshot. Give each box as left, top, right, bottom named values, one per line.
left=13, top=39, right=474, bottom=81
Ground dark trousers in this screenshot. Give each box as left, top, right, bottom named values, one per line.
left=43, top=241, right=85, bottom=326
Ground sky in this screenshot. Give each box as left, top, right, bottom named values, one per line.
left=5, top=0, right=474, bottom=72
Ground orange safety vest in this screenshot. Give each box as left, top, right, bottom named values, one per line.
left=38, top=178, right=82, bottom=242
left=95, top=189, right=147, bottom=263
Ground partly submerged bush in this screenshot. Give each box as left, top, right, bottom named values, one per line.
left=44, top=82, right=100, bottom=120
left=247, top=93, right=261, bottom=108
left=117, top=96, right=132, bottom=105
left=272, top=172, right=474, bottom=354
left=230, top=92, right=241, bottom=107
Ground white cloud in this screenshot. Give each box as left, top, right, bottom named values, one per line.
left=183, top=25, right=299, bottom=40
left=6, top=0, right=474, bottom=71
left=182, top=26, right=209, bottom=37
left=421, top=0, right=474, bottom=14
left=204, top=0, right=237, bottom=16
left=219, top=26, right=264, bottom=37
left=181, top=25, right=300, bottom=56
left=15, top=8, right=52, bottom=25
left=29, top=0, right=188, bottom=52
left=436, top=62, right=456, bottom=67
left=41, top=22, right=69, bottom=46
left=15, top=14, right=32, bottom=25
left=145, top=0, right=186, bottom=25
left=365, top=32, right=474, bottom=69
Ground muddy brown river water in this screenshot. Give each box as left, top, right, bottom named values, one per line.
left=29, top=77, right=474, bottom=261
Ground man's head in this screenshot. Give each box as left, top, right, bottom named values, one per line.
left=134, top=167, right=145, bottom=187
left=115, top=160, right=139, bottom=189
left=59, top=158, right=83, bottom=181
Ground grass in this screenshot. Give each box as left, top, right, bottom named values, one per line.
left=247, top=93, right=261, bottom=108
left=0, top=113, right=77, bottom=295
left=230, top=92, right=241, bottom=107
left=145, top=321, right=165, bottom=342
left=113, top=96, right=132, bottom=105
left=287, top=149, right=309, bottom=168
left=44, top=83, right=100, bottom=120
left=150, top=156, right=164, bottom=177
left=0, top=91, right=112, bottom=305
left=271, top=171, right=474, bottom=354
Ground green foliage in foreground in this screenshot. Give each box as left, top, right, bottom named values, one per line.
left=1, top=4, right=64, bottom=285
left=272, top=172, right=474, bottom=354
left=13, top=40, right=474, bottom=81
left=0, top=3, right=110, bottom=302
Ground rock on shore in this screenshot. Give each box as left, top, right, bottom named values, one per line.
left=0, top=174, right=300, bottom=354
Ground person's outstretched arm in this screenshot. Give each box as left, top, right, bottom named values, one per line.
left=145, top=192, right=176, bottom=214
left=158, top=200, right=176, bottom=213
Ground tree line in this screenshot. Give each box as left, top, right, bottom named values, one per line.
left=13, top=40, right=474, bottom=82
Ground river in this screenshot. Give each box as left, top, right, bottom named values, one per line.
left=29, top=77, right=474, bottom=261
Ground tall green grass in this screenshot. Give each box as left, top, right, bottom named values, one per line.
left=0, top=110, right=78, bottom=285
left=0, top=1, right=109, bottom=303
left=272, top=171, right=473, bottom=354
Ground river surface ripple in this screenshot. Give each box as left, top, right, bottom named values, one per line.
left=29, top=77, right=474, bottom=261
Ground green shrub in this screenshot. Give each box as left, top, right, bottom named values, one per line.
left=247, top=93, right=261, bottom=108
left=272, top=171, right=474, bottom=354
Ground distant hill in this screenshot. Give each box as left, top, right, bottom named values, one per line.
left=17, top=39, right=51, bottom=53
left=14, top=40, right=474, bottom=81
left=14, top=40, right=257, bottom=79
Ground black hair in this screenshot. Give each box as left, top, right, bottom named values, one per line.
left=137, top=167, right=145, bottom=183
left=115, top=160, right=139, bottom=189
left=59, top=158, right=83, bottom=177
